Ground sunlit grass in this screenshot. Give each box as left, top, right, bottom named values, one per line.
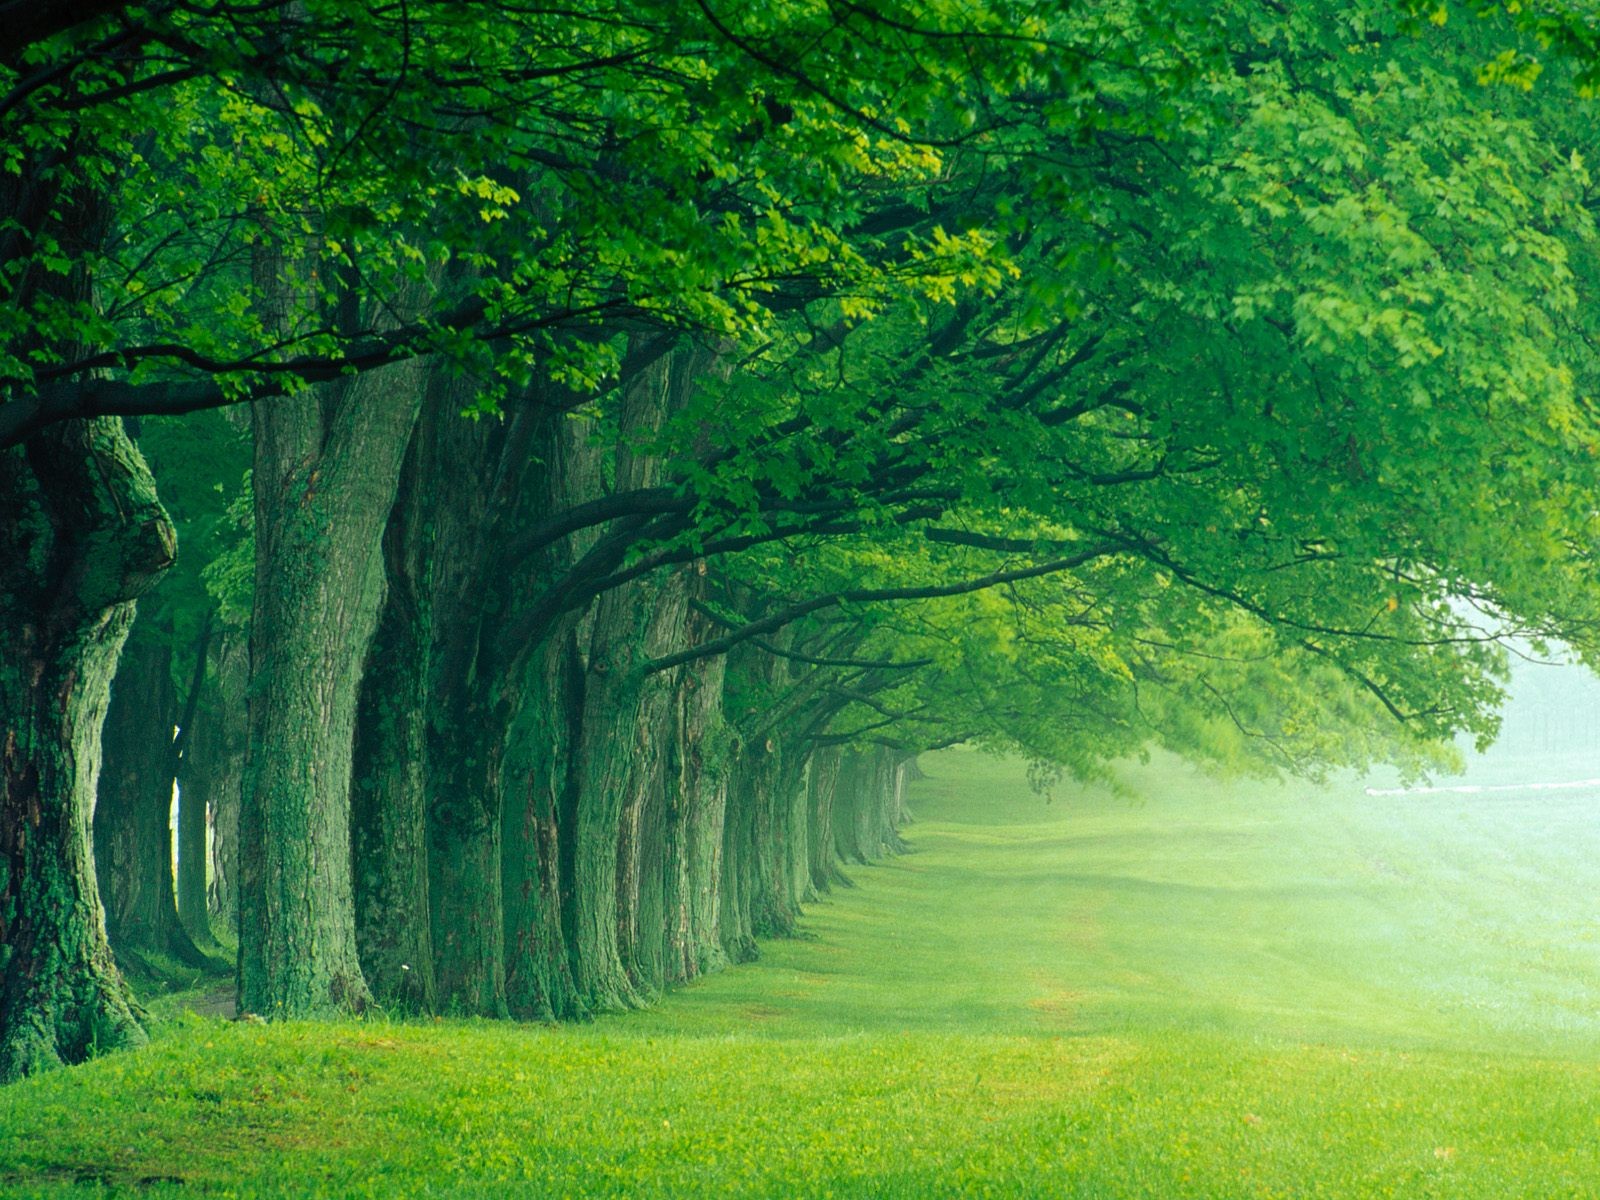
left=5, top=749, right=1600, bottom=1197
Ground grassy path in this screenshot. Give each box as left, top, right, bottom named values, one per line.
left=5, top=750, right=1600, bottom=1197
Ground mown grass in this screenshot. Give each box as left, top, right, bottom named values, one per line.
left=6, top=749, right=1600, bottom=1197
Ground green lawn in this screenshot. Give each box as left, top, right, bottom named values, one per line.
left=6, top=748, right=1600, bottom=1197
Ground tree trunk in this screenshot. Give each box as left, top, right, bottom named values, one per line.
left=805, top=745, right=847, bottom=892
left=832, top=749, right=872, bottom=866
left=351, top=424, right=436, bottom=1013
left=175, top=773, right=218, bottom=952
left=94, top=631, right=210, bottom=969
left=239, top=357, right=424, bottom=1018
left=419, top=388, right=520, bottom=1019
left=660, top=639, right=729, bottom=985
left=568, top=567, right=692, bottom=1009
left=834, top=747, right=907, bottom=865
left=0, top=418, right=174, bottom=1081
left=498, top=405, right=605, bottom=1020
left=427, top=706, right=509, bottom=1018
left=563, top=347, right=704, bottom=1011
left=718, top=741, right=760, bottom=964
left=502, top=625, right=584, bottom=1020
left=189, top=632, right=246, bottom=931
left=740, top=739, right=808, bottom=940
left=175, top=620, right=221, bottom=954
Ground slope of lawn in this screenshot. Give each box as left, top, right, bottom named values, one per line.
left=6, top=747, right=1600, bottom=1198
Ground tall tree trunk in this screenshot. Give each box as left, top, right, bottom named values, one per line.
left=351, top=423, right=437, bottom=1013
left=833, top=749, right=871, bottom=865
left=498, top=407, right=602, bottom=1020
left=789, top=753, right=815, bottom=905
left=175, top=620, right=221, bottom=953
left=805, top=745, right=847, bottom=892
left=427, top=706, right=510, bottom=1018
left=0, top=419, right=174, bottom=1081
left=718, top=741, right=760, bottom=964
left=660, top=639, right=729, bottom=986
left=833, top=747, right=907, bottom=866
left=176, top=778, right=218, bottom=952
left=562, top=347, right=704, bottom=1011
left=502, top=624, right=584, bottom=1020
left=729, top=738, right=807, bottom=941
left=239, top=357, right=424, bottom=1018
left=94, top=632, right=210, bottom=969
left=190, top=632, right=246, bottom=931
left=420, top=389, right=518, bottom=1019
left=568, top=566, right=692, bottom=1009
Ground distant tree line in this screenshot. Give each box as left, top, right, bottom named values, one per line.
left=5, top=0, right=1600, bottom=1081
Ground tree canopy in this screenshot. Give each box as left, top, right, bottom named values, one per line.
left=7, top=0, right=1600, bottom=1078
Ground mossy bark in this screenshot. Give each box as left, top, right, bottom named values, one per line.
left=419, top=390, right=523, bottom=1019
left=805, top=745, right=846, bottom=892
left=717, top=746, right=760, bottom=964
left=427, top=709, right=509, bottom=1018
left=564, top=350, right=702, bottom=1011
left=833, top=747, right=907, bottom=868
left=723, top=738, right=808, bottom=945
left=239, top=358, right=425, bottom=1019
left=0, top=419, right=174, bottom=1082
left=568, top=567, right=691, bottom=1009
left=498, top=408, right=603, bottom=1020
left=660, top=635, right=729, bottom=986
left=94, top=631, right=210, bottom=969
left=502, top=625, right=584, bottom=1020
left=351, top=424, right=436, bottom=1013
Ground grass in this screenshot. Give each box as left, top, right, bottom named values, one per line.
left=6, top=748, right=1600, bottom=1197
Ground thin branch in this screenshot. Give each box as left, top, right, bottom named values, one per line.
left=642, top=541, right=1121, bottom=675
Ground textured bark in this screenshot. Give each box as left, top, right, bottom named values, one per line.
left=0, top=418, right=174, bottom=1081
left=351, top=424, right=436, bottom=1013
left=748, top=745, right=800, bottom=938
left=569, top=566, right=691, bottom=1008
left=722, top=736, right=807, bottom=946
left=421, top=388, right=516, bottom=1019
left=564, top=349, right=705, bottom=1010
left=502, top=624, right=584, bottom=1020
left=94, top=632, right=210, bottom=968
left=833, top=747, right=907, bottom=866
left=189, top=633, right=246, bottom=929
left=498, top=411, right=601, bottom=1019
left=832, top=749, right=868, bottom=865
left=717, top=742, right=760, bottom=964
left=717, top=638, right=812, bottom=952
left=239, top=355, right=425, bottom=1018
left=805, top=745, right=846, bottom=893
left=789, top=754, right=815, bottom=905
left=428, top=711, right=508, bottom=1018
left=660, top=637, right=729, bottom=985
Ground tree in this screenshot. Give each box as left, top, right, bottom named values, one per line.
left=11, top=0, right=1600, bottom=1079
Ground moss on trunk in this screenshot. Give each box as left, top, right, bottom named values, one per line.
left=0, top=419, right=174, bottom=1082
left=503, top=627, right=584, bottom=1020
left=805, top=746, right=847, bottom=893
left=351, top=426, right=436, bottom=1014
left=239, top=357, right=425, bottom=1019
left=660, top=635, right=729, bottom=986
left=568, top=568, right=692, bottom=1010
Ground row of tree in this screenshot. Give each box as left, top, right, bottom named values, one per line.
left=6, top=0, right=1600, bottom=1082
